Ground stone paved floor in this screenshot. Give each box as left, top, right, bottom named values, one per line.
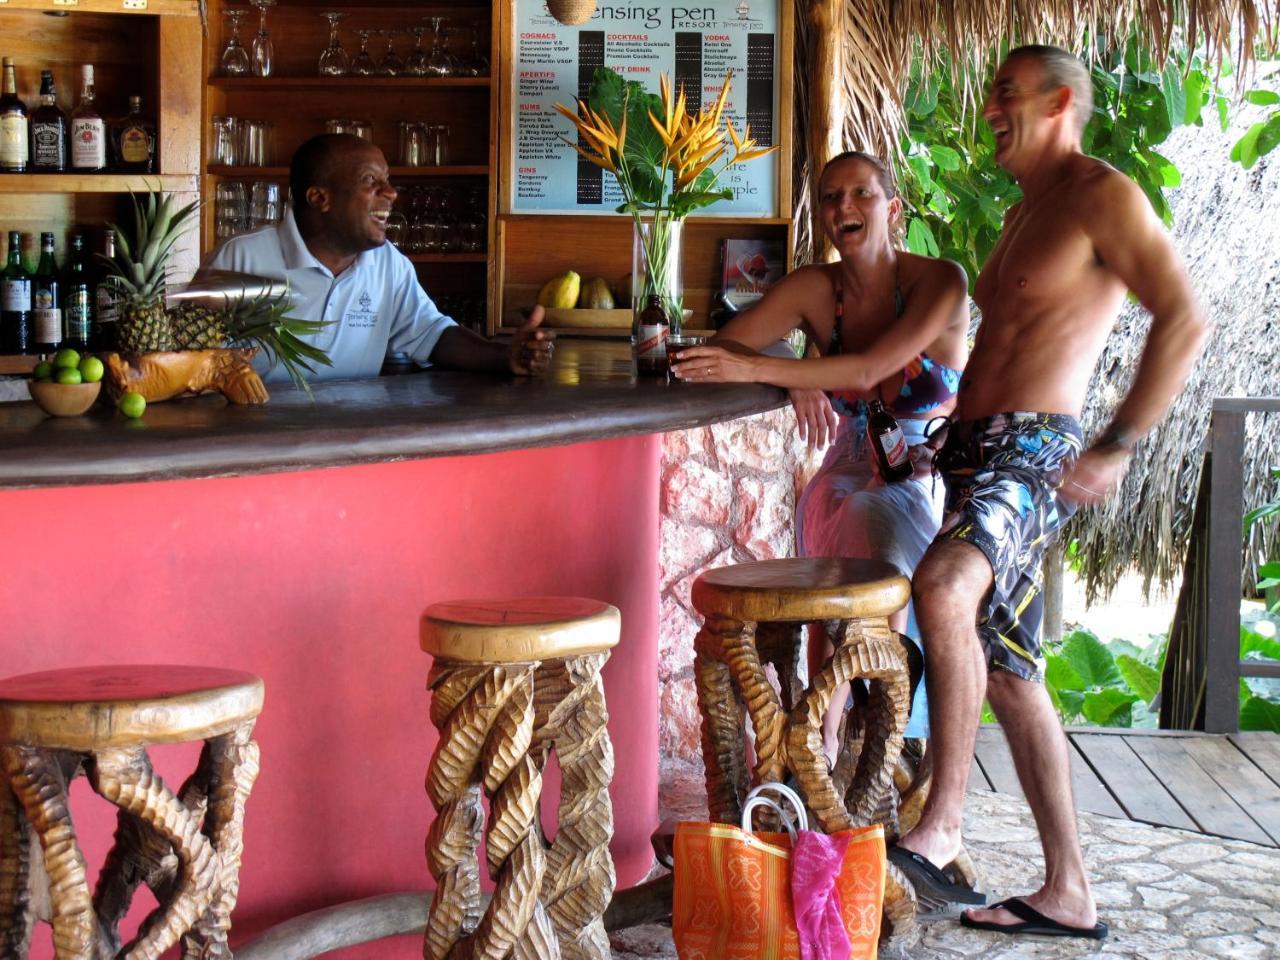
left=609, top=764, right=1280, bottom=959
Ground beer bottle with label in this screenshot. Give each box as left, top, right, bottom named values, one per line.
left=2, top=231, right=33, bottom=353
left=62, top=234, right=93, bottom=351
left=866, top=399, right=914, bottom=482
left=0, top=57, right=29, bottom=173
left=30, top=69, right=67, bottom=173
left=93, top=228, right=118, bottom=350
left=633, top=294, right=671, bottom=376
left=32, top=232, right=62, bottom=354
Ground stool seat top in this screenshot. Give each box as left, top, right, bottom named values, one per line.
left=0, top=665, right=264, bottom=751
left=692, top=557, right=911, bottom=622
left=422, top=597, right=620, bottom=663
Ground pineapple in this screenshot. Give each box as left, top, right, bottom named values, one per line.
left=169, top=289, right=333, bottom=393
left=102, top=191, right=200, bottom=354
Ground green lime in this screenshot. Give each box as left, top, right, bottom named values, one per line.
left=52, top=347, right=81, bottom=370
left=78, top=355, right=104, bottom=383
left=32, top=361, right=53, bottom=381
left=118, top=391, right=146, bottom=419
left=54, top=367, right=83, bottom=385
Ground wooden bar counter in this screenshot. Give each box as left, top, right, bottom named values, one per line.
left=0, top=342, right=784, bottom=958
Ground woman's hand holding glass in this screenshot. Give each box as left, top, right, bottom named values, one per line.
left=669, top=344, right=762, bottom=383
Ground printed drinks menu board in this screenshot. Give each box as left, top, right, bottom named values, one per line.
left=512, top=0, right=779, bottom=216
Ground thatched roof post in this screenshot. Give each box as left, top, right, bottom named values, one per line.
left=807, top=0, right=845, bottom=262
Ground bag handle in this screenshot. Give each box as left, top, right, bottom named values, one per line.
left=741, top=782, right=808, bottom=839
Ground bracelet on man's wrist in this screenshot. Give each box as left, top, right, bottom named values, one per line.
left=1094, top=423, right=1138, bottom=454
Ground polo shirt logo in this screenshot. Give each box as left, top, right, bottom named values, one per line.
left=345, top=290, right=378, bottom=330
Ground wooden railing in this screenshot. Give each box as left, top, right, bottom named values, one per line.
left=1166, top=398, right=1280, bottom=733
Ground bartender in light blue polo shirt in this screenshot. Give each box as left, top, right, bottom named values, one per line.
left=202, top=134, right=553, bottom=383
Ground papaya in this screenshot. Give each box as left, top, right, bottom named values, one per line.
left=578, top=277, right=616, bottom=310
left=536, top=270, right=581, bottom=309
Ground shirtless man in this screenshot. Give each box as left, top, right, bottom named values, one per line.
left=888, top=46, right=1206, bottom=939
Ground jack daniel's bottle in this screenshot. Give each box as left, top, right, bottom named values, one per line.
left=867, top=399, right=914, bottom=482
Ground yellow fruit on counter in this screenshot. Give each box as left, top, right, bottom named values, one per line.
left=536, top=270, right=581, bottom=309
left=578, top=277, right=616, bottom=310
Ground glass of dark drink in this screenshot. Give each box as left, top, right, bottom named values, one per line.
left=665, top=334, right=705, bottom=383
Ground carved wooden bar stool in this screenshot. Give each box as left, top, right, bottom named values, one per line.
left=0, top=665, right=263, bottom=960
left=421, top=597, right=619, bottom=960
left=691, top=557, right=921, bottom=933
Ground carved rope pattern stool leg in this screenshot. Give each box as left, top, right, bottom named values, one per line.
left=1, top=745, right=94, bottom=960
left=692, top=620, right=749, bottom=825
left=0, top=776, right=35, bottom=958
left=719, top=620, right=789, bottom=790
left=425, top=662, right=552, bottom=960
left=754, top=622, right=805, bottom=716
left=532, top=654, right=614, bottom=960
left=88, top=746, right=220, bottom=960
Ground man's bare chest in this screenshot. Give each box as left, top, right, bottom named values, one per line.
left=976, top=206, right=1094, bottom=309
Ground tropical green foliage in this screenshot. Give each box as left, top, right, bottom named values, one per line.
left=1043, top=629, right=1163, bottom=728
left=896, top=40, right=1276, bottom=287
left=1240, top=468, right=1280, bottom=731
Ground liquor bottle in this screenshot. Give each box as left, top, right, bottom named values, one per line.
left=32, top=232, right=62, bottom=354
left=633, top=294, right=671, bottom=376
left=30, top=70, right=68, bottom=173
left=93, top=228, right=119, bottom=349
left=69, top=65, right=106, bottom=173
left=62, top=234, right=93, bottom=351
left=0, top=57, right=29, bottom=173
left=110, top=95, right=156, bottom=173
left=866, top=399, right=914, bottom=482
left=2, top=231, right=33, bottom=353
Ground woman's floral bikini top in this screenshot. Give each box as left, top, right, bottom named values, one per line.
left=825, top=281, right=962, bottom=419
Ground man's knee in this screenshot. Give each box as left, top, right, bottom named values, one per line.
left=913, top=540, right=992, bottom=620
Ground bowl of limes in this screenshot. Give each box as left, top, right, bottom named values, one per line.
left=27, top=348, right=104, bottom=417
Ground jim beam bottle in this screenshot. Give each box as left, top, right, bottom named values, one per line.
left=633, top=294, right=671, bottom=376
left=69, top=65, right=106, bottom=173
left=866, top=399, right=914, bottom=482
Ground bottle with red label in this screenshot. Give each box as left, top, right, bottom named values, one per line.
left=633, top=293, right=672, bottom=376
left=867, top=399, right=914, bottom=482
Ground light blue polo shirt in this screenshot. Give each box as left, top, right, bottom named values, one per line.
left=203, top=209, right=456, bottom=382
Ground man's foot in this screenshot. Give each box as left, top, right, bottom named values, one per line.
left=962, top=901, right=1105, bottom=942
left=887, top=845, right=986, bottom=905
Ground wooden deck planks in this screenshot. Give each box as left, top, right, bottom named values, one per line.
left=1180, top=736, right=1280, bottom=844
left=1133, top=736, right=1272, bottom=845
left=971, top=726, right=1123, bottom=818
left=1073, top=733, right=1196, bottom=831
left=1231, top=732, right=1280, bottom=788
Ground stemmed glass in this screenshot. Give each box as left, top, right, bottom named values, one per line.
left=376, top=29, right=406, bottom=77
left=406, top=26, right=429, bottom=77
left=318, top=12, right=349, bottom=77
left=220, top=10, right=252, bottom=77
left=425, top=17, right=453, bottom=77
left=249, top=0, right=276, bottom=78
left=350, top=28, right=377, bottom=77
left=463, top=22, right=489, bottom=78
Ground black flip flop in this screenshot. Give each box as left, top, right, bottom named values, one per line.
left=960, top=897, right=1108, bottom=940
left=886, top=845, right=987, bottom=905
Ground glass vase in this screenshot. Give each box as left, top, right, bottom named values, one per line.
left=631, top=217, right=683, bottom=373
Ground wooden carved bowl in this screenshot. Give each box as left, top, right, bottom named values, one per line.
left=27, top=379, right=102, bottom=417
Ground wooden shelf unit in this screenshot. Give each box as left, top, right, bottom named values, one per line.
left=492, top=0, right=796, bottom=336
left=200, top=0, right=498, bottom=327
left=0, top=1, right=202, bottom=366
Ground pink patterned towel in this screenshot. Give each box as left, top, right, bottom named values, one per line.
left=790, top=830, right=853, bottom=960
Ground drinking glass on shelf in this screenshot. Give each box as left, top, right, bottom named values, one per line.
left=216, top=180, right=248, bottom=240
left=350, top=119, right=373, bottom=142
left=376, top=29, right=406, bottom=77
left=317, top=12, right=349, bottom=77
left=425, top=17, right=453, bottom=77
left=431, top=124, right=450, bottom=166
left=463, top=22, right=489, bottom=77
left=240, top=119, right=273, bottom=167
left=350, top=28, right=377, bottom=77
left=220, top=10, right=252, bottom=77
left=399, top=121, right=425, bottom=166
left=250, top=181, right=281, bottom=229
left=406, top=26, right=429, bottom=77
left=384, top=209, right=408, bottom=248
left=249, top=0, right=277, bottom=78
left=211, top=115, right=241, bottom=166
left=324, top=118, right=351, bottom=135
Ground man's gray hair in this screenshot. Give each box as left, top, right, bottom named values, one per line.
left=1009, top=45, right=1094, bottom=133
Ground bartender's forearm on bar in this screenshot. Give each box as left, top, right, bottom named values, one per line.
left=429, top=326, right=510, bottom=373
